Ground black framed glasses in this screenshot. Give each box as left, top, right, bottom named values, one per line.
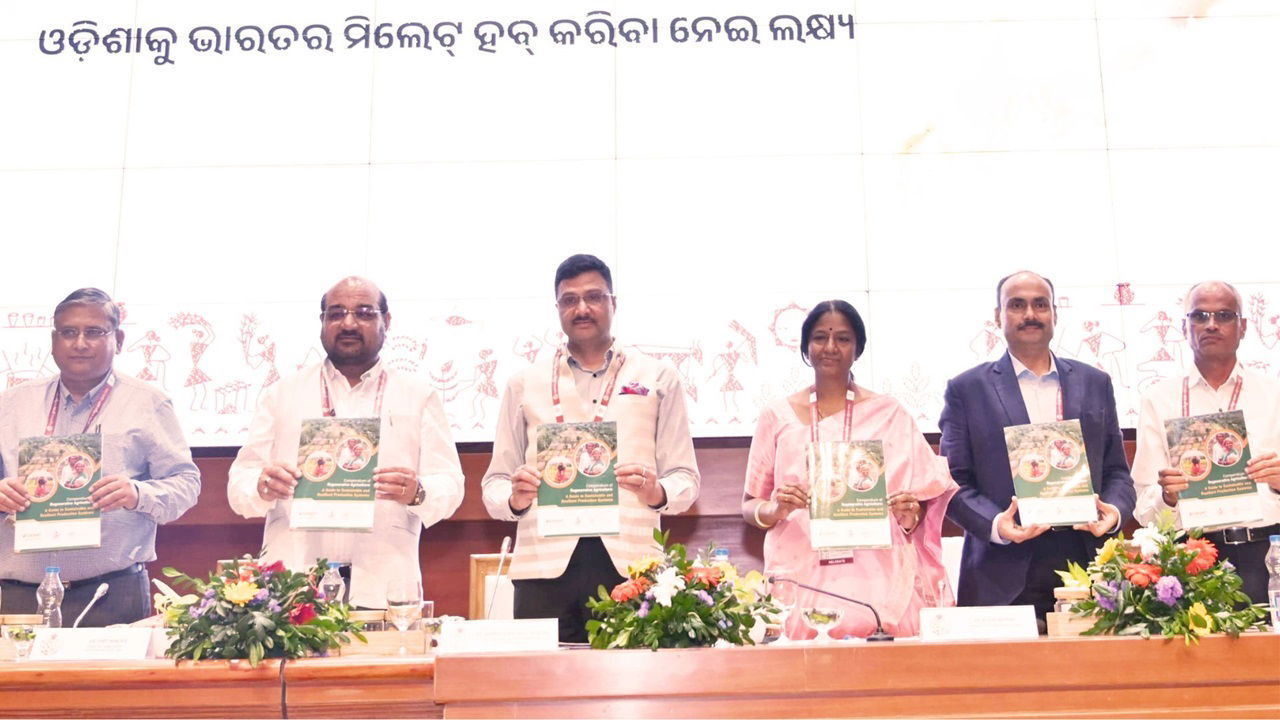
left=321, top=307, right=383, bottom=323
left=1185, top=309, right=1239, bottom=325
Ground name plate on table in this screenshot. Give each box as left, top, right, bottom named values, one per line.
left=32, top=628, right=153, bottom=661
left=436, top=619, right=558, bottom=654
left=918, top=605, right=1038, bottom=642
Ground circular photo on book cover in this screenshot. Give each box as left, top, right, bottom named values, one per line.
left=1018, top=453, right=1049, bottom=482
left=847, top=457, right=880, bottom=493
left=302, top=451, right=337, bottom=482
left=1179, top=448, right=1211, bottom=481
left=25, top=471, right=56, bottom=502
left=574, top=441, right=611, bottom=478
left=542, top=456, right=578, bottom=489
left=338, top=436, right=373, bottom=472
left=1048, top=437, right=1080, bottom=471
left=58, top=453, right=95, bottom=490
left=1207, top=430, right=1243, bottom=468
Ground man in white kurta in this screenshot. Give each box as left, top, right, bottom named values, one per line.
left=228, top=277, right=464, bottom=608
left=482, top=254, right=700, bottom=642
left=1132, top=281, right=1280, bottom=604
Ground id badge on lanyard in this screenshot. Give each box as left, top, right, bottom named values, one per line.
left=809, top=381, right=858, bottom=566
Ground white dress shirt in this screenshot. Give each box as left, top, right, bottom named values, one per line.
left=1131, top=361, right=1280, bottom=529
left=228, top=359, right=464, bottom=607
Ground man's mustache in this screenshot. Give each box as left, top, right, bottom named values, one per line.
left=1017, top=320, right=1045, bottom=330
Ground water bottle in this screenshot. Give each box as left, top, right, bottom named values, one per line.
left=710, top=547, right=730, bottom=565
left=37, top=566, right=64, bottom=628
left=1266, top=535, right=1280, bottom=632
left=321, top=562, right=346, bottom=606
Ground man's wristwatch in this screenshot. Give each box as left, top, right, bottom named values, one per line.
left=408, top=483, right=426, bottom=507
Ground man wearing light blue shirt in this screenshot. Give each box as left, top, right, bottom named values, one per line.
left=0, top=288, right=200, bottom=626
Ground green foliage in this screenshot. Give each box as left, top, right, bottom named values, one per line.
left=1066, top=515, right=1267, bottom=645
left=161, top=556, right=366, bottom=666
left=585, top=528, right=778, bottom=650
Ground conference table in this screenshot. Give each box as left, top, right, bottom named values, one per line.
left=2, top=634, right=1277, bottom=718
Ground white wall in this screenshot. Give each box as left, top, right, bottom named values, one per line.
left=2, top=0, right=1278, bottom=445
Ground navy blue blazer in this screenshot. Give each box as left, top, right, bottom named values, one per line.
left=938, top=352, right=1135, bottom=606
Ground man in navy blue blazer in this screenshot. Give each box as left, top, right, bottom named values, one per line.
left=939, top=271, right=1135, bottom=622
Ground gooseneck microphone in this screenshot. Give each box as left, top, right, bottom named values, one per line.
left=485, top=536, right=512, bottom=620
left=73, top=583, right=110, bottom=628
left=768, top=576, right=894, bottom=642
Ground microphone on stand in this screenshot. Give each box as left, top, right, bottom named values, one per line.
left=73, top=583, right=110, bottom=628
left=485, top=536, right=512, bottom=620
left=769, top=576, right=894, bottom=642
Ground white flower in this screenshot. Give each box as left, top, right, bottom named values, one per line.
left=1132, top=526, right=1165, bottom=560
left=649, top=566, right=687, bottom=607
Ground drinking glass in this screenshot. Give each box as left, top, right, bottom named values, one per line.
left=766, top=566, right=799, bottom=644
left=801, top=606, right=845, bottom=643
left=5, top=625, right=34, bottom=661
left=386, top=579, right=423, bottom=656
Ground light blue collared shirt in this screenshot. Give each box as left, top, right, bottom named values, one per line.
left=0, top=372, right=201, bottom=583
left=1010, top=353, right=1061, bottom=424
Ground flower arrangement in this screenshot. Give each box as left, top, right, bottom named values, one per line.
left=1057, top=513, right=1267, bottom=643
left=585, top=529, right=777, bottom=649
left=159, top=556, right=365, bottom=666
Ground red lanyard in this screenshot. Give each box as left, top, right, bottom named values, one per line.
left=551, top=346, right=626, bottom=423
left=1182, top=376, right=1241, bottom=417
left=808, top=380, right=857, bottom=443
left=321, top=369, right=387, bottom=418
left=46, top=375, right=114, bottom=436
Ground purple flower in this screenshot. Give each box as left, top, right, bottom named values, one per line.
left=696, top=590, right=714, bottom=607
left=190, top=597, right=213, bottom=618
left=253, top=588, right=270, bottom=604
left=268, top=600, right=282, bottom=614
left=1095, top=581, right=1119, bottom=611
left=637, top=600, right=650, bottom=618
left=203, top=587, right=216, bottom=599
left=1155, top=575, right=1183, bottom=606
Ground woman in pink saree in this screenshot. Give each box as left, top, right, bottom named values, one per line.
left=743, top=300, right=958, bottom=639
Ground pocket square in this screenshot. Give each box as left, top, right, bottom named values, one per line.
left=620, top=382, right=650, bottom=396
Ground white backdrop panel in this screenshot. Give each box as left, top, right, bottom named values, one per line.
left=2, top=1, right=1278, bottom=445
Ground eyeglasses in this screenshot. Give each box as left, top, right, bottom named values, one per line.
left=54, top=327, right=112, bottom=342
left=321, top=307, right=383, bottom=323
left=556, top=291, right=613, bottom=311
left=1186, top=309, right=1239, bottom=325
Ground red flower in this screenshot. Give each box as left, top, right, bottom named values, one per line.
left=685, top=566, right=723, bottom=588
left=262, top=560, right=285, bottom=575
left=1123, top=563, right=1163, bottom=588
left=1184, top=537, right=1219, bottom=575
left=289, top=602, right=317, bottom=625
left=610, top=577, right=652, bottom=603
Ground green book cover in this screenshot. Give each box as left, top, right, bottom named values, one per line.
left=1003, top=419, right=1095, bottom=526
left=807, top=440, right=889, bottom=549
left=1163, top=410, right=1253, bottom=501
left=809, top=440, right=888, bottom=521
left=1004, top=419, right=1094, bottom=501
left=535, top=421, right=619, bottom=537
left=294, top=417, right=380, bottom=504
left=15, top=434, right=102, bottom=551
